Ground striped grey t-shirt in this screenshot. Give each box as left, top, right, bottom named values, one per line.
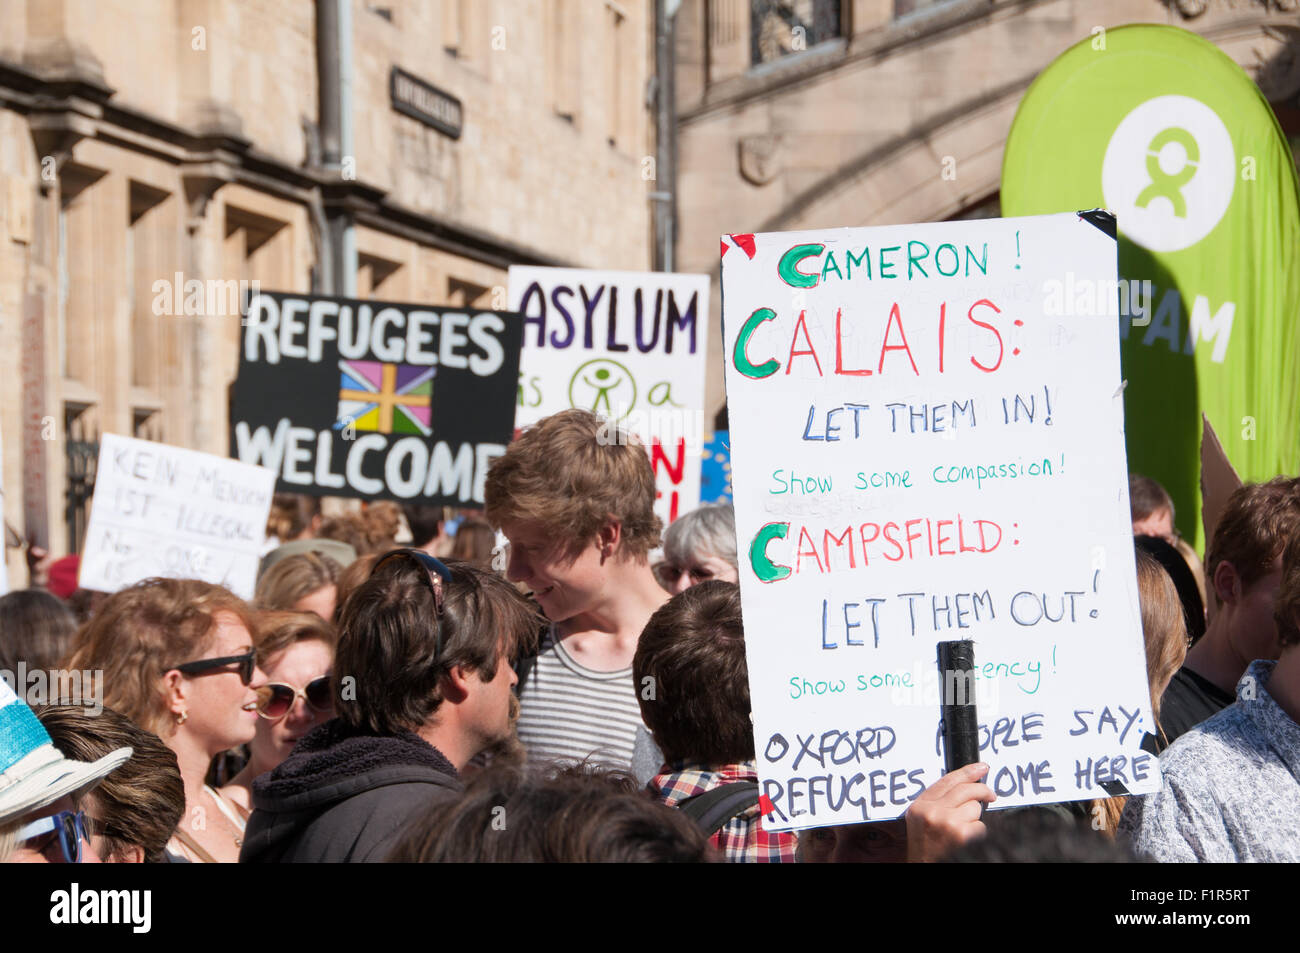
left=515, top=626, right=646, bottom=773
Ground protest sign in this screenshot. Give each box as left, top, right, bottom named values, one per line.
left=1003, top=24, right=1300, bottom=552
left=700, top=431, right=733, bottom=504
left=79, top=434, right=276, bottom=600
left=231, top=292, right=523, bottom=506
left=508, top=267, right=710, bottom=525
left=721, top=211, right=1158, bottom=830
left=1200, top=414, right=1241, bottom=550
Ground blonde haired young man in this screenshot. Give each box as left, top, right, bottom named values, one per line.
left=486, top=409, right=669, bottom=773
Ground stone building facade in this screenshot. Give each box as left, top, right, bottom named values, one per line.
left=0, top=0, right=656, bottom=585
left=673, top=0, right=1300, bottom=418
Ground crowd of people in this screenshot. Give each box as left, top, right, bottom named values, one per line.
left=2, top=407, right=1298, bottom=863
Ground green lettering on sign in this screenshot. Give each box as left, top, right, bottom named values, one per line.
left=777, top=244, right=824, bottom=288
left=750, top=521, right=791, bottom=582
left=734, top=307, right=780, bottom=379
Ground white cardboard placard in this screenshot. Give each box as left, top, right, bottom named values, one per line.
left=721, top=213, right=1157, bottom=830
left=79, top=434, right=276, bottom=600
left=508, top=266, right=710, bottom=525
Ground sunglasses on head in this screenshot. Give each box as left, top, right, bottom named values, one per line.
left=172, top=648, right=257, bottom=685
left=255, top=675, right=333, bottom=721
left=17, top=810, right=92, bottom=864
left=371, top=548, right=453, bottom=656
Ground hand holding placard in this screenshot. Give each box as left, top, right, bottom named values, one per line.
left=904, top=762, right=997, bottom=862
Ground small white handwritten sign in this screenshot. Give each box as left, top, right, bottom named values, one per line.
left=79, top=434, right=276, bottom=600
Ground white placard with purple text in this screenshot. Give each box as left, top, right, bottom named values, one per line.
left=721, top=212, right=1157, bottom=831
left=508, top=266, right=710, bottom=526
left=79, top=434, right=276, bottom=600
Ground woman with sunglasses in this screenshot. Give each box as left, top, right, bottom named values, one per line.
left=221, top=611, right=336, bottom=814
left=65, top=578, right=266, bottom=863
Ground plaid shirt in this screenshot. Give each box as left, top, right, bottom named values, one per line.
left=648, top=761, right=799, bottom=863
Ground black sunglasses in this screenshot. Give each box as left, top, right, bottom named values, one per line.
left=371, top=549, right=454, bottom=656
left=173, top=648, right=256, bottom=686
left=256, top=675, right=334, bottom=721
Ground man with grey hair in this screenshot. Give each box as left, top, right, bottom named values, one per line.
left=654, top=503, right=739, bottom=594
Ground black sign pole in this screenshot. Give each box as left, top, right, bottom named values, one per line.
left=937, top=639, right=981, bottom=778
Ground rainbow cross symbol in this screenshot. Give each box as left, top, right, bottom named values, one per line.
left=336, top=361, right=434, bottom=436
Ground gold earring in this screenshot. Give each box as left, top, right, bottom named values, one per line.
left=175, top=710, right=189, bottom=726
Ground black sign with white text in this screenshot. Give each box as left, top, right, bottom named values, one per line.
left=230, top=292, right=522, bottom=505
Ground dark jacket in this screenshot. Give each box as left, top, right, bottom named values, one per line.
left=239, top=719, right=461, bottom=863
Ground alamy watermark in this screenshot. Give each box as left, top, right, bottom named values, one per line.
left=1, top=665, right=104, bottom=715
left=593, top=407, right=707, bottom=457
left=1042, top=274, right=1154, bottom=325
left=151, top=273, right=262, bottom=318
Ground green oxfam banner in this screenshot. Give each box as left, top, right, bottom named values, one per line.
left=1003, top=24, right=1300, bottom=549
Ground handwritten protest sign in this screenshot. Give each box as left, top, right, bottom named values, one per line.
left=231, top=292, right=523, bottom=506
left=508, top=267, right=709, bottom=525
left=701, top=431, right=733, bottom=504
left=721, top=212, right=1157, bottom=830
left=79, top=434, right=276, bottom=600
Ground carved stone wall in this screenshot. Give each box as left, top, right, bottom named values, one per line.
left=676, top=0, right=1299, bottom=419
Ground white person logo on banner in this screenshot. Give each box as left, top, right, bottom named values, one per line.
left=508, top=267, right=710, bottom=526
left=721, top=212, right=1158, bottom=832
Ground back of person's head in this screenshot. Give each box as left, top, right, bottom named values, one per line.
left=1206, top=477, right=1300, bottom=606
left=316, top=513, right=370, bottom=556
left=1273, top=534, right=1300, bottom=650
left=334, top=558, right=539, bottom=734
left=254, top=609, right=338, bottom=664
left=450, top=518, right=495, bottom=568
left=1134, top=548, right=1188, bottom=729
left=1129, top=473, right=1175, bottom=528
left=33, top=704, right=184, bottom=863
left=254, top=552, right=342, bottom=612
left=402, top=504, right=445, bottom=549
left=332, top=553, right=378, bottom=624
left=266, top=493, right=320, bottom=542
left=662, top=503, right=738, bottom=574
left=484, top=409, right=662, bottom=561
left=1135, top=535, right=1205, bottom=646
left=634, top=580, right=752, bottom=765
left=361, top=501, right=403, bottom=553
left=64, top=578, right=257, bottom=737
left=388, top=762, right=717, bottom=862
left=1172, top=536, right=1208, bottom=620
left=943, top=808, right=1138, bottom=862
left=0, top=589, right=78, bottom=673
